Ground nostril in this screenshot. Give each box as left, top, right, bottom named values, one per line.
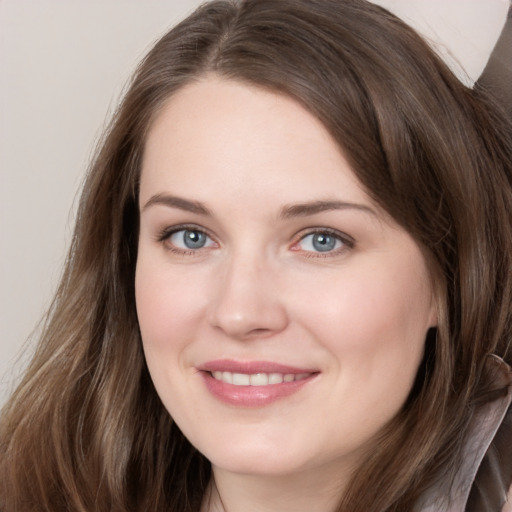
left=249, top=328, right=272, bottom=335
left=242, top=327, right=275, bottom=339
left=208, top=271, right=289, bottom=339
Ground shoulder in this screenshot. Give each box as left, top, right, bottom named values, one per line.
left=502, top=483, right=512, bottom=512
left=416, top=358, right=512, bottom=512
left=467, top=372, right=512, bottom=511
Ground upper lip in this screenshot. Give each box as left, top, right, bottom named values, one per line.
left=197, top=359, right=318, bottom=375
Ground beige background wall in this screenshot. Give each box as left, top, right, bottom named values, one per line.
left=0, top=0, right=205, bottom=404
left=1, top=0, right=508, bottom=406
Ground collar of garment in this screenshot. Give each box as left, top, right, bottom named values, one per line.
left=415, top=354, right=512, bottom=512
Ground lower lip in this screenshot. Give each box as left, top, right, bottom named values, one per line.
left=200, top=372, right=316, bottom=407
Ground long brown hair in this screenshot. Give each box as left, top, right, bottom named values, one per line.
left=1, top=1, right=511, bottom=510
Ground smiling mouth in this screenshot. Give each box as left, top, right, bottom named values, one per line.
left=210, top=371, right=313, bottom=386
left=199, top=362, right=318, bottom=406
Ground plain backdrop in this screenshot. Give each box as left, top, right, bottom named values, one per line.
left=0, top=0, right=206, bottom=405
left=1, top=0, right=508, bottom=406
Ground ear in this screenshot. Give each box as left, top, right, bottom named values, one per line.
left=428, top=303, right=438, bottom=328
left=427, top=287, right=440, bottom=329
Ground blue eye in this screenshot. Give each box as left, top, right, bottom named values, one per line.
left=168, top=229, right=215, bottom=250
left=297, top=231, right=347, bottom=253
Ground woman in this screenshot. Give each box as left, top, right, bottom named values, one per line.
left=1, top=0, right=511, bottom=511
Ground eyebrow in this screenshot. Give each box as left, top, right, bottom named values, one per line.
left=280, top=200, right=377, bottom=219
left=142, top=194, right=212, bottom=216
left=142, top=194, right=377, bottom=219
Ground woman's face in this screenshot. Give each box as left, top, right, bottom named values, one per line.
left=136, top=77, right=437, bottom=480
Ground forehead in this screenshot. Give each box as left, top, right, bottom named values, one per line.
left=140, top=77, right=374, bottom=211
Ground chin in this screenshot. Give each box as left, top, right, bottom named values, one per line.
left=209, top=453, right=308, bottom=477
left=196, top=435, right=322, bottom=477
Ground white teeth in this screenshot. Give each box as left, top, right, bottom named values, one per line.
left=211, top=371, right=311, bottom=386
left=268, top=373, right=283, bottom=384
left=250, top=373, right=269, bottom=386
left=232, top=373, right=250, bottom=386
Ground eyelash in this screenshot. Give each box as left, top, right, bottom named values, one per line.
left=157, top=224, right=217, bottom=256
left=291, top=228, right=355, bottom=258
left=156, top=225, right=355, bottom=257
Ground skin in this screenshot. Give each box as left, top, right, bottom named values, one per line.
left=135, top=76, right=437, bottom=512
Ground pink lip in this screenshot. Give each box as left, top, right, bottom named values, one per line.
left=197, top=359, right=319, bottom=407
left=198, top=359, right=316, bottom=374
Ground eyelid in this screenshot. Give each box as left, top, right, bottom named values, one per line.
left=290, top=227, right=355, bottom=256
left=155, top=224, right=354, bottom=257
left=157, top=223, right=218, bottom=254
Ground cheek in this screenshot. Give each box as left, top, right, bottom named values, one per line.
left=294, top=257, right=432, bottom=382
left=135, top=256, right=205, bottom=364
left=134, top=256, right=211, bottom=422
left=303, top=270, right=429, bottom=341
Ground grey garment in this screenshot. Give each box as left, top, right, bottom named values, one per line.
left=466, top=401, right=512, bottom=511
left=476, top=2, right=512, bottom=119
left=415, top=356, right=512, bottom=512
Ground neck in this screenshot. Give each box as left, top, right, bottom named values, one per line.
left=201, top=463, right=348, bottom=512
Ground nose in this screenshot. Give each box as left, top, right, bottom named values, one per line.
left=208, top=253, right=289, bottom=340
